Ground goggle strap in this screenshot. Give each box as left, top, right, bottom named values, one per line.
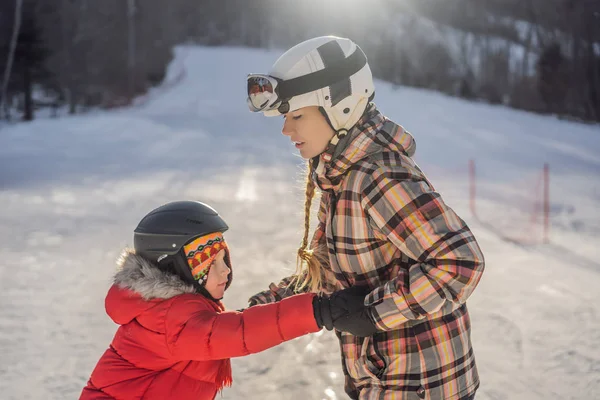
left=278, top=48, right=367, bottom=100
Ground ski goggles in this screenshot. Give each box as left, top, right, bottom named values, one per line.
left=246, top=74, right=285, bottom=113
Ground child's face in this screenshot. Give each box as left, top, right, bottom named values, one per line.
left=205, top=250, right=230, bottom=300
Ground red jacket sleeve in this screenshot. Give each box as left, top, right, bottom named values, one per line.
left=166, top=293, right=319, bottom=361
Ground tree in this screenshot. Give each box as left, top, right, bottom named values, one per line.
left=0, top=0, right=22, bottom=120
left=537, top=43, right=568, bottom=114
left=0, top=1, right=51, bottom=121
left=16, top=6, right=50, bottom=120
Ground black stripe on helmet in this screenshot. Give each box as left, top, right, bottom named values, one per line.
left=277, top=43, right=367, bottom=102
left=316, top=40, right=352, bottom=106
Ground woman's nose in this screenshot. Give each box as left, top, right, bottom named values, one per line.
left=281, top=118, right=293, bottom=137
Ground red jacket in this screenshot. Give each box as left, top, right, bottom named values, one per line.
left=80, top=250, right=319, bottom=400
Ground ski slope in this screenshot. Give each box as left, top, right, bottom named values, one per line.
left=0, top=45, right=599, bottom=400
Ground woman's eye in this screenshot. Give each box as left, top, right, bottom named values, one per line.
left=292, top=115, right=302, bottom=120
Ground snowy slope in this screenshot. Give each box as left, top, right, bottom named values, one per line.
left=0, top=45, right=599, bottom=400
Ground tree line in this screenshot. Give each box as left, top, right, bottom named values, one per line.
left=1, top=0, right=598, bottom=122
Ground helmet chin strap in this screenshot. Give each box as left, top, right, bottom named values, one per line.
left=317, top=103, right=372, bottom=164
left=311, top=101, right=374, bottom=180
left=311, top=127, right=351, bottom=182
left=317, top=107, right=351, bottom=160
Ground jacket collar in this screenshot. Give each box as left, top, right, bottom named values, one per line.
left=312, top=104, right=416, bottom=192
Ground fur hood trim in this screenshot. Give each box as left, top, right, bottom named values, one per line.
left=114, top=249, right=197, bottom=300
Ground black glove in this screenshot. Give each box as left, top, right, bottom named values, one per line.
left=328, top=285, right=378, bottom=337
left=312, top=295, right=343, bottom=330
left=312, top=286, right=372, bottom=331
left=333, top=305, right=379, bottom=337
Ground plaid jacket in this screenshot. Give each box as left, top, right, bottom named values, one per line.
left=249, top=105, right=485, bottom=400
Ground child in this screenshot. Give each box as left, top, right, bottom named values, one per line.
left=80, top=200, right=354, bottom=400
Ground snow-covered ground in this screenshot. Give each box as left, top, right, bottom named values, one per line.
left=0, top=45, right=599, bottom=400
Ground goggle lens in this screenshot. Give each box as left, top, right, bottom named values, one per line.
left=247, top=75, right=278, bottom=112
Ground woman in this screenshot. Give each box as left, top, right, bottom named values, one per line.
left=246, top=36, right=485, bottom=400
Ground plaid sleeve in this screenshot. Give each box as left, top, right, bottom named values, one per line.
left=247, top=275, right=300, bottom=305
left=361, top=164, right=485, bottom=330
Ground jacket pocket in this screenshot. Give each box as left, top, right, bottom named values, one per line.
left=347, top=336, right=384, bottom=383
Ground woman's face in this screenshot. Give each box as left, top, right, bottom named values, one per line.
left=281, top=106, right=336, bottom=159
left=204, top=250, right=230, bottom=300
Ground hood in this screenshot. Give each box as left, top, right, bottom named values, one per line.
left=105, top=249, right=198, bottom=324
left=313, top=104, right=417, bottom=191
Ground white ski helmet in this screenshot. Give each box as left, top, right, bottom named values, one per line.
left=247, top=36, right=375, bottom=133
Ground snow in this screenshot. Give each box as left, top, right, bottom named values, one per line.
left=1, top=45, right=599, bottom=400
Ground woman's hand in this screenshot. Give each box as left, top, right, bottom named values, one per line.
left=332, top=304, right=378, bottom=337
left=312, top=286, right=378, bottom=337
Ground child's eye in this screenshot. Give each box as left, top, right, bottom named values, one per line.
left=292, top=115, right=302, bottom=120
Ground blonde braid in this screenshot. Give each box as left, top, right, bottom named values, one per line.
left=292, top=161, right=323, bottom=293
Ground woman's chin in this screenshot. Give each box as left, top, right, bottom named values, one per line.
left=299, top=148, right=318, bottom=160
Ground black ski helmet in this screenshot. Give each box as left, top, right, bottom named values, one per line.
left=134, top=201, right=231, bottom=295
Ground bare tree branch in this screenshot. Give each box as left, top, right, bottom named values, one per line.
left=1, top=0, right=23, bottom=120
